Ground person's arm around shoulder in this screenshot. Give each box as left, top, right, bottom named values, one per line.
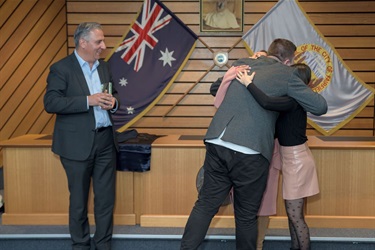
left=210, top=77, right=223, bottom=97
left=236, top=70, right=297, bottom=111
left=210, top=65, right=250, bottom=97
left=287, top=70, right=328, bottom=116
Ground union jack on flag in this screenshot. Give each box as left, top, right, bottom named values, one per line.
left=115, top=1, right=172, bottom=72
left=106, top=0, right=197, bottom=131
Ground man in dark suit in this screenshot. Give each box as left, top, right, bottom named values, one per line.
left=44, top=22, right=119, bottom=250
left=180, top=39, right=327, bottom=250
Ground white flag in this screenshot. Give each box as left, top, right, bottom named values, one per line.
left=242, top=0, right=374, bottom=135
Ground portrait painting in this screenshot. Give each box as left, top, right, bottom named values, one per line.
left=200, top=0, right=243, bottom=33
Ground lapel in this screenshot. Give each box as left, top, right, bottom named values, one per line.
left=68, top=53, right=91, bottom=96
left=97, top=60, right=106, bottom=84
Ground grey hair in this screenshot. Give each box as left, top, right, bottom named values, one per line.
left=73, top=22, right=102, bottom=48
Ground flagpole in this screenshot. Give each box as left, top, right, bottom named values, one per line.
left=163, top=37, right=214, bottom=117
left=198, top=37, right=215, bottom=53
left=162, top=37, right=244, bottom=117
left=224, top=38, right=242, bottom=68
left=227, top=37, right=242, bottom=52
left=163, top=64, right=216, bottom=117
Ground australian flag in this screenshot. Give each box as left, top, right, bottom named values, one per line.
left=106, top=0, right=198, bottom=132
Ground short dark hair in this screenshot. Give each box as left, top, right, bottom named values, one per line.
left=73, top=22, right=102, bottom=48
left=267, top=38, right=296, bottom=63
left=291, top=63, right=311, bottom=85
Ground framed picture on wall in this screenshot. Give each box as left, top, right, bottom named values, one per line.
left=200, top=0, right=243, bottom=33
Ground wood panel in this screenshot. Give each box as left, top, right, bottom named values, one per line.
left=1, top=136, right=135, bottom=225
left=1, top=0, right=375, bottom=167
left=1, top=20, right=67, bottom=128
left=308, top=149, right=375, bottom=216
left=0, top=0, right=68, bottom=165
left=0, top=0, right=38, bottom=49
left=137, top=135, right=375, bottom=229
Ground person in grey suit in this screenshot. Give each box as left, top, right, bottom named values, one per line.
left=44, top=22, right=119, bottom=250
left=180, top=38, right=328, bottom=250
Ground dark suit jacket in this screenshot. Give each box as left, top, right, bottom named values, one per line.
left=205, top=57, right=327, bottom=162
left=44, top=53, right=119, bottom=161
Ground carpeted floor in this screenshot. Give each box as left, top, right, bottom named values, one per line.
left=0, top=217, right=374, bottom=239
left=0, top=221, right=374, bottom=250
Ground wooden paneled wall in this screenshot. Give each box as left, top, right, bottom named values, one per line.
left=64, top=0, right=375, bottom=136
left=0, top=0, right=67, bottom=164
left=1, top=0, right=375, bottom=164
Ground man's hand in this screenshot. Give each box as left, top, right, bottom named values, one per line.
left=88, top=92, right=115, bottom=110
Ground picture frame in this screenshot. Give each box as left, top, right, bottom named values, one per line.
left=200, top=0, right=243, bottom=33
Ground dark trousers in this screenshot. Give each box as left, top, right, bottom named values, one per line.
left=181, top=143, right=269, bottom=250
left=61, top=127, right=116, bottom=250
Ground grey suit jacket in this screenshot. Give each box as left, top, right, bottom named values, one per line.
left=44, top=53, right=119, bottom=161
left=205, top=57, right=327, bottom=162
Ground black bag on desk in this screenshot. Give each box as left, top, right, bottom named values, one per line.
left=116, top=131, right=161, bottom=172
left=116, top=129, right=139, bottom=143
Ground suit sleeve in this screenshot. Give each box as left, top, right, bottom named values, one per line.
left=287, top=70, right=328, bottom=116
left=103, top=61, right=120, bottom=112
left=247, top=83, right=297, bottom=112
left=210, top=77, right=223, bottom=97
left=44, top=63, right=88, bottom=115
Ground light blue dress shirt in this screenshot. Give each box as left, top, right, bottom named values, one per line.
left=74, top=50, right=112, bottom=129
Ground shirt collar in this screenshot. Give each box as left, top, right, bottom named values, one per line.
left=267, top=55, right=282, bottom=63
left=74, top=50, right=99, bottom=70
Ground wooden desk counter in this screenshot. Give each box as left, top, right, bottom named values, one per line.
left=307, top=135, right=375, bottom=149
left=0, top=134, right=135, bottom=225
left=151, top=134, right=375, bottom=149
left=304, top=136, right=375, bottom=229
left=1, top=134, right=374, bottom=229
left=138, top=135, right=375, bottom=229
